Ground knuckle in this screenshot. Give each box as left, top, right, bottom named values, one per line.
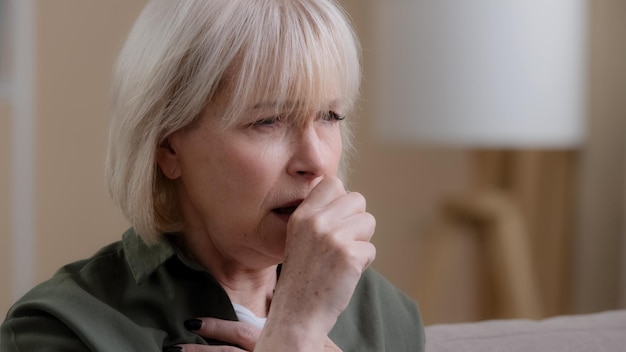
left=365, top=241, right=376, bottom=258
left=235, top=324, right=259, bottom=345
left=364, top=212, right=376, bottom=228
left=289, top=210, right=304, bottom=223
left=343, top=246, right=358, bottom=262
left=201, top=318, right=217, bottom=334
left=349, top=191, right=365, bottom=204
left=327, top=176, right=344, bottom=189
left=310, top=215, right=330, bottom=235
left=347, top=191, right=367, bottom=212
left=323, top=176, right=346, bottom=195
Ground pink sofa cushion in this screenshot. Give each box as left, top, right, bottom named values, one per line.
left=425, top=310, right=626, bottom=352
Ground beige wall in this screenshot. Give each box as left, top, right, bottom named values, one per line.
left=1, top=0, right=146, bottom=318
left=573, top=0, right=626, bottom=313
left=34, top=0, right=145, bottom=283
left=1, top=101, right=12, bottom=316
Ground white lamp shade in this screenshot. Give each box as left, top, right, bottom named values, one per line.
left=370, top=0, right=588, bottom=148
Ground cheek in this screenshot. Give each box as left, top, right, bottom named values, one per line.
left=328, top=129, right=344, bottom=173
left=218, top=142, right=285, bottom=189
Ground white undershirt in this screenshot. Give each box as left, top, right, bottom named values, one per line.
left=232, top=303, right=267, bottom=330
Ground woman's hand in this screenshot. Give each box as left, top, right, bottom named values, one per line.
left=257, top=176, right=376, bottom=351
left=167, top=317, right=258, bottom=351
left=169, top=177, right=370, bottom=352
left=164, top=318, right=342, bottom=351
left=323, top=338, right=343, bottom=351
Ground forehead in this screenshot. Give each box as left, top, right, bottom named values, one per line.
left=214, top=67, right=348, bottom=127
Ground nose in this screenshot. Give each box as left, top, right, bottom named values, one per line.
left=287, top=123, right=331, bottom=180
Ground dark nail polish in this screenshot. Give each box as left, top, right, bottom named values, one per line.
left=163, top=347, right=182, bottom=352
left=184, top=318, right=202, bottom=331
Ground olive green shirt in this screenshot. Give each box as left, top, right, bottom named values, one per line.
left=1, top=229, right=425, bottom=351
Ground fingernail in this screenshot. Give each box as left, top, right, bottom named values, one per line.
left=163, top=347, right=182, bottom=352
left=184, top=318, right=202, bottom=331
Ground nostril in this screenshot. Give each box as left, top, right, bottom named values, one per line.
left=294, top=169, right=322, bottom=179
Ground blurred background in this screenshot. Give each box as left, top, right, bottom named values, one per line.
left=0, top=0, right=624, bottom=324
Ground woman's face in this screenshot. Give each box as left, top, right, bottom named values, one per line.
left=157, top=90, right=344, bottom=269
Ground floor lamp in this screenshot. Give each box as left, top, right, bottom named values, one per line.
left=368, top=0, right=588, bottom=319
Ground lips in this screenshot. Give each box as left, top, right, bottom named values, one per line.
left=272, top=199, right=303, bottom=219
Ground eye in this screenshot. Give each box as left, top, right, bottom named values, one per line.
left=319, top=111, right=346, bottom=122
left=252, top=115, right=284, bottom=128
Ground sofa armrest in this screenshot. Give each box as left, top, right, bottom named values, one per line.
left=425, top=310, right=626, bottom=352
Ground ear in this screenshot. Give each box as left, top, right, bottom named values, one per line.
left=156, top=138, right=182, bottom=180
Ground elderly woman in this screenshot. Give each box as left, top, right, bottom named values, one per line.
left=1, top=0, right=424, bottom=351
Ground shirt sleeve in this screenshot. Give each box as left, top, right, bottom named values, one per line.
left=1, top=274, right=168, bottom=352
left=2, top=312, right=90, bottom=352
left=330, top=268, right=426, bottom=352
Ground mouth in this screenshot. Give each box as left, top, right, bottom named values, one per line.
left=272, top=200, right=303, bottom=221
left=273, top=206, right=298, bottom=215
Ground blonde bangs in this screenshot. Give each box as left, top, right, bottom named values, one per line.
left=220, top=0, right=361, bottom=128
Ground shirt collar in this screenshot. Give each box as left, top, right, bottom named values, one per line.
left=122, top=228, right=178, bottom=285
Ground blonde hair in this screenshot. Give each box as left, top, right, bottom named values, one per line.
left=106, top=0, right=361, bottom=244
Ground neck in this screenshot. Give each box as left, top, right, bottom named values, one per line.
left=219, top=267, right=277, bottom=317
left=173, top=232, right=278, bottom=317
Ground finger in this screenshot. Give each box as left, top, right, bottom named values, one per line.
left=337, top=211, right=376, bottom=242
left=325, top=215, right=377, bottom=271
left=322, top=234, right=376, bottom=274
left=308, top=207, right=375, bottom=244
left=321, top=191, right=367, bottom=221
left=298, top=177, right=346, bottom=211
left=324, top=337, right=343, bottom=352
left=185, top=318, right=260, bottom=351
left=352, top=240, right=377, bottom=271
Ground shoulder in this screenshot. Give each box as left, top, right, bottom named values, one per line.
left=7, top=240, right=127, bottom=311
left=55, top=240, right=127, bottom=278
left=330, top=268, right=426, bottom=352
left=1, top=237, right=165, bottom=351
left=11, top=240, right=130, bottom=310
